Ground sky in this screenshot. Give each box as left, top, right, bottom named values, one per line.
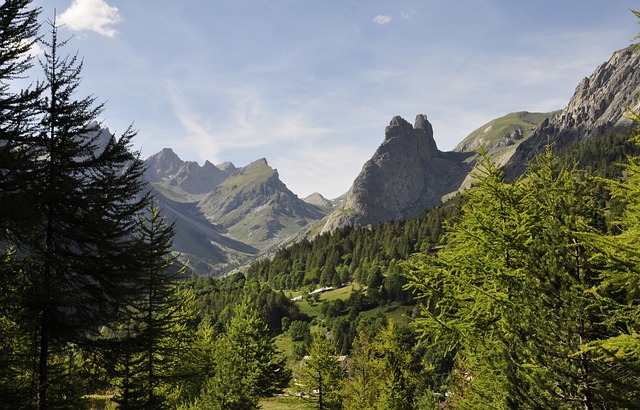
left=28, top=0, right=639, bottom=199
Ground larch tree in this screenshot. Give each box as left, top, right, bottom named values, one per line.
left=373, top=320, right=418, bottom=410
left=341, top=325, right=381, bottom=410
left=297, top=332, right=345, bottom=410
left=580, top=108, right=640, bottom=405
left=188, top=300, right=290, bottom=409
left=406, top=149, right=624, bottom=409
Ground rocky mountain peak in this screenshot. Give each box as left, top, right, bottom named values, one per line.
left=144, top=148, right=184, bottom=182
left=505, top=46, right=640, bottom=178
left=216, top=161, right=237, bottom=173
left=144, top=149, right=229, bottom=195
left=321, top=114, right=471, bottom=232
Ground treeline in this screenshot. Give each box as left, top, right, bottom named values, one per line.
left=244, top=131, right=640, bottom=296
left=245, top=199, right=461, bottom=291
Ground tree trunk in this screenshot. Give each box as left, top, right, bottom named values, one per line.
left=37, top=313, right=49, bottom=410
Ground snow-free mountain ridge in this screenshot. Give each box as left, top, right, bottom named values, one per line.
left=144, top=46, right=640, bottom=275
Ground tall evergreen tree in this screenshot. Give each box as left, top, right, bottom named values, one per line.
left=21, top=16, right=150, bottom=409
left=0, top=2, right=41, bottom=408
left=0, top=0, right=41, bottom=241
left=187, top=300, right=290, bottom=409
left=112, top=206, right=196, bottom=410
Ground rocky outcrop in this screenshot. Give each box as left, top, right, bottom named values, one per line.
left=321, top=114, right=473, bottom=231
left=505, top=47, right=640, bottom=178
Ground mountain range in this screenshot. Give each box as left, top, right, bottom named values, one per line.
left=143, top=46, right=640, bottom=276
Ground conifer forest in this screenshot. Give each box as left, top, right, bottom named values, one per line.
left=1, top=1, right=640, bottom=409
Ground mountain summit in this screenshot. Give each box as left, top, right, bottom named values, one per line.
left=321, top=114, right=473, bottom=231
left=143, top=152, right=326, bottom=275
left=145, top=45, right=640, bottom=276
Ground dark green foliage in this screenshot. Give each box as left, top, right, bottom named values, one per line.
left=557, top=129, right=640, bottom=179
left=289, top=320, right=311, bottom=342
left=24, top=18, right=151, bottom=408
left=190, top=272, right=307, bottom=334
left=407, top=147, right=640, bottom=408
left=179, top=301, right=291, bottom=409
left=0, top=3, right=42, bottom=404
left=244, top=198, right=461, bottom=300
left=109, top=207, right=197, bottom=410
left=0, top=0, right=42, bottom=245
left=0, top=10, right=155, bottom=408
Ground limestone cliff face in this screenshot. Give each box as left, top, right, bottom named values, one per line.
left=322, top=114, right=472, bottom=231
left=505, top=47, right=640, bottom=177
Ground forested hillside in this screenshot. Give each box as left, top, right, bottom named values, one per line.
left=2, top=1, right=640, bottom=409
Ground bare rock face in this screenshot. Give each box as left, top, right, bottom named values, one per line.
left=505, top=46, right=640, bottom=178
left=322, top=114, right=471, bottom=231
left=144, top=148, right=229, bottom=194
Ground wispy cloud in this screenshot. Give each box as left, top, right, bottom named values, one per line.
left=373, top=15, right=392, bottom=26
left=165, top=79, right=333, bottom=167
left=59, top=0, right=122, bottom=37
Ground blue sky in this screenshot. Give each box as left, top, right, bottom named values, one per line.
left=30, top=0, right=638, bottom=198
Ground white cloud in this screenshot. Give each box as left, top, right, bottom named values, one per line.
left=59, top=0, right=122, bottom=37
left=373, top=15, right=392, bottom=26
left=165, top=80, right=334, bottom=169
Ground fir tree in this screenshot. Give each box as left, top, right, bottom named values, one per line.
left=21, top=16, right=150, bottom=409
left=112, top=206, right=196, bottom=410
left=0, top=0, right=41, bottom=241
left=0, top=3, right=42, bottom=405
